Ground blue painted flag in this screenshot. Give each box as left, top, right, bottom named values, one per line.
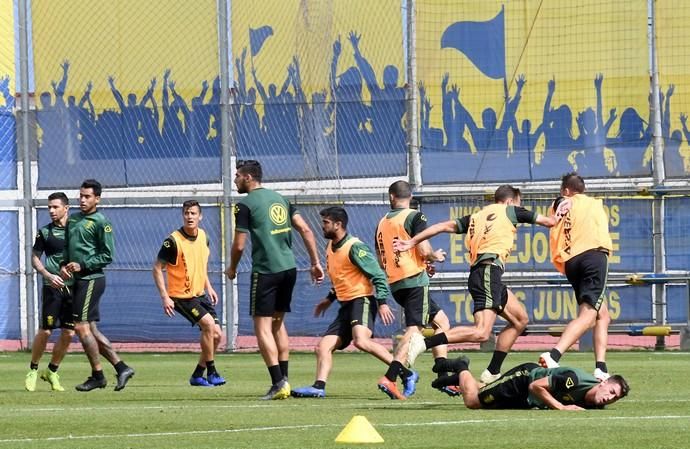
left=249, top=26, right=274, bottom=56
left=440, top=8, right=505, bottom=80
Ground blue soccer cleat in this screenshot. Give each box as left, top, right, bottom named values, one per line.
left=402, top=370, right=419, bottom=397
left=207, top=372, right=226, bottom=386
left=439, top=385, right=462, bottom=397
left=190, top=376, right=213, bottom=387
left=290, top=385, right=326, bottom=398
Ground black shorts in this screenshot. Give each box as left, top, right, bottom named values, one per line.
left=249, top=268, right=297, bottom=317
left=468, top=263, right=508, bottom=314
left=478, top=362, right=539, bottom=409
left=40, top=285, right=74, bottom=330
left=324, top=296, right=378, bottom=350
left=392, top=285, right=442, bottom=327
left=72, top=277, right=106, bottom=323
left=564, top=249, right=609, bottom=311
left=172, top=295, right=219, bottom=326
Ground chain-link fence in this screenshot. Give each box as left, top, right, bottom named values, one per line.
left=1, top=0, right=689, bottom=351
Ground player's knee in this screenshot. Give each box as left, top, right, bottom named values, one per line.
left=515, top=314, right=529, bottom=331
left=432, top=311, right=450, bottom=332
left=352, top=338, right=370, bottom=352
left=62, top=328, right=76, bottom=338
left=38, top=328, right=52, bottom=337
left=470, top=326, right=492, bottom=342
left=474, top=331, right=491, bottom=343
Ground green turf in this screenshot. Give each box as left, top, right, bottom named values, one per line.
left=1, top=350, right=689, bottom=449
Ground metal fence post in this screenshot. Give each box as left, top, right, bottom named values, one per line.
left=17, top=0, right=36, bottom=348
left=648, top=0, right=667, bottom=351
left=218, top=0, right=237, bottom=351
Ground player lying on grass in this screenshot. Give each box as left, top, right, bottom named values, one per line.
left=432, top=356, right=629, bottom=410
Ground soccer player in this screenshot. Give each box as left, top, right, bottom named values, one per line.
left=226, top=160, right=325, bottom=400
left=59, top=179, right=134, bottom=391
left=433, top=356, right=629, bottom=410
left=374, top=180, right=454, bottom=399
left=25, top=192, right=75, bottom=392
left=540, top=172, right=614, bottom=380
left=153, top=200, right=225, bottom=387
left=395, top=185, right=564, bottom=383
left=291, top=207, right=395, bottom=398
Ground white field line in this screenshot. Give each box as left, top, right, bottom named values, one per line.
left=1, top=415, right=689, bottom=444
left=1, top=397, right=688, bottom=416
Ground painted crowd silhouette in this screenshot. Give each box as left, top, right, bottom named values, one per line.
left=6, top=30, right=687, bottom=187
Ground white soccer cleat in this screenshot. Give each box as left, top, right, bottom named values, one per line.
left=479, top=369, right=501, bottom=384
left=538, top=352, right=560, bottom=369
left=406, top=333, right=427, bottom=367
left=593, top=368, right=610, bottom=381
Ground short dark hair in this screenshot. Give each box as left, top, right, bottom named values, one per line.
left=236, top=159, right=262, bottom=182
left=561, top=172, right=585, bottom=193
left=47, top=191, right=68, bottom=205
left=81, top=179, right=102, bottom=197
left=609, top=374, right=630, bottom=399
left=388, top=180, right=412, bottom=199
left=182, top=200, right=201, bottom=213
left=319, top=206, right=348, bottom=229
left=494, top=184, right=521, bottom=203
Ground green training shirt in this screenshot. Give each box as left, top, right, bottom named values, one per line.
left=235, top=187, right=297, bottom=274
left=63, top=210, right=115, bottom=280
left=333, top=234, right=390, bottom=303
left=527, top=366, right=600, bottom=409
left=33, top=223, right=73, bottom=286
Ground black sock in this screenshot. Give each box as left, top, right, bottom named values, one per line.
left=426, top=333, right=448, bottom=349
left=30, top=362, right=38, bottom=371
left=206, top=360, right=217, bottom=375
left=48, top=363, right=59, bottom=373
left=114, top=361, right=128, bottom=375
left=434, top=358, right=448, bottom=377
left=596, top=361, right=608, bottom=372
left=279, top=360, right=289, bottom=380
left=399, top=365, right=413, bottom=380
left=92, top=370, right=105, bottom=380
left=550, top=348, right=562, bottom=362
left=268, top=365, right=283, bottom=385
left=487, top=351, right=507, bottom=375
left=385, top=360, right=403, bottom=382
left=313, top=380, right=326, bottom=390
left=192, top=364, right=205, bottom=378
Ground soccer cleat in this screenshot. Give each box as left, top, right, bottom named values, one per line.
left=260, top=379, right=291, bottom=400
left=25, top=369, right=38, bottom=392
left=479, top=369, right=501, bottom=385
left=207, top=372, right=226, bottom=386
left=593, top=368, right=610, bottom=381
left=402, top=370, right=419, bottom=397
left=114, top=366, right=135, bottom=391
left=290, top=385, right=326, bottom=398
left=190, top=376, right=213, bottom=387
left=75, top=376, right=107, bottom=392
left=406, top=333, right=426, bottom=367
left=377, top=376, right=406, bottom=400
left=538, top=352, right=560, bottom=369
left=439, top=385, right=462, bottom=397
left=40, top=369, right=65, bottom=391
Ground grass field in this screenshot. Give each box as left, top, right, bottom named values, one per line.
left=1, top=350, right=689, bottom=449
